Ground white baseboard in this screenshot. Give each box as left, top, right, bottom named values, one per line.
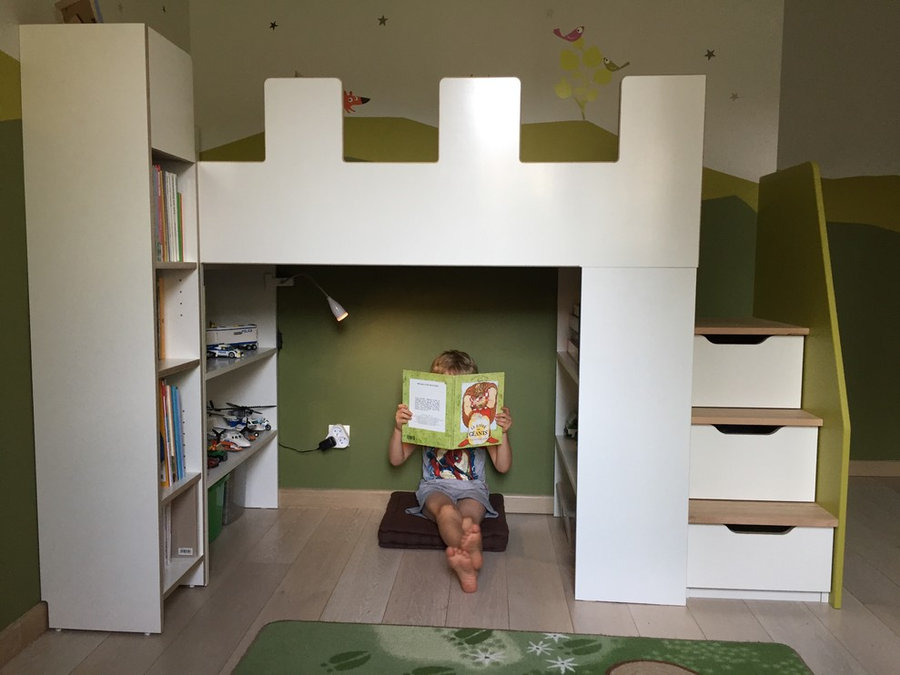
left=849, top=460, right=900, bottom=477
left=687, top=588, right=829, bottom=603
left=278, top=488, right=554, bottom=514
left=0, top=602, right=47, bottom=669
left=504, top=494, right=555, bottom=514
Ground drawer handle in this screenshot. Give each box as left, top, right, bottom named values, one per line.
left=702, top=335, right=769, bottom=345
left=712, top=424, right=781, bottom=436
left=725, top=524, right=794, bottom=535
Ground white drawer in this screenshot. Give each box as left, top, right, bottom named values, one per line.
left=692, top=335, right=804, bottom=407
left=687, top=523, right=833, bottom=592
left=690, top=425, right=818, bottom=501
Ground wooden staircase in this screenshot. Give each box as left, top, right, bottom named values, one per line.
left=687, top=318, right=838, bottom=601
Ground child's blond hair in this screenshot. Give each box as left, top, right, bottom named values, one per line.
left=430, top=350, right=478, bottom=375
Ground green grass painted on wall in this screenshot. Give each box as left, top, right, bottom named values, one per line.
left=276, top=266, right=557, bottom=496
left=826, top=221, right=900, bottom=462
left=0, top=119, right=41, bottom=630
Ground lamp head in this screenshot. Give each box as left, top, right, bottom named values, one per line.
left=327, top=296, right=349, bottom=322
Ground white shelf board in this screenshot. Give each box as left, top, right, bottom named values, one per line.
left=205, top=347, right=276, bottom=381
left=160, top=471, right=201, bottom=506
left=555, top=435, right=577, bottom=494
left=207, top=429, right=277, bottom=486
left=158, top=357, right=200, bottom=378
left=557, top=351, right=579, bottom=385
left=162, top=554, right=204, bottom=597
left=155, top=261, right=197, bottom=271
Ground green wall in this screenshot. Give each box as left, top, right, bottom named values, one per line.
left=826, top=222, right=900, bottom=461
left=695, top=196, right=757, bottom=318
left=275, top=266, right=558, bottom=496
left=0, top=49, right=41, bottom=631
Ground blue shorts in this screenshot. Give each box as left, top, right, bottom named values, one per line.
left=406, top=479, right=499, bottom=520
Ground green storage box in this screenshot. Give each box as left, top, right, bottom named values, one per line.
left=208, top=475, right=228, bottom=543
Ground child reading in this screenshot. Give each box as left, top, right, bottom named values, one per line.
left=389, top=350, right=512, bottom=593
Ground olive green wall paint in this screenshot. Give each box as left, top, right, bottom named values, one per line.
left=0, top=50, right=22, bottom=121
left=695, top=196, right=757, bottom=318
left=276, top=266, right=557, bottom=495
left=826, top=222, right=900, bottom=461
left=0, top=117, right=41, bottom=631
left=822, top=176, right=900, bottom=235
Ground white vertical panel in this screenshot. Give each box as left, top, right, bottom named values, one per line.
left=21, top=24, right=162, bottom=632
left=148, top=27, right=195, bottom=161
left=575, top=267, right=695, bottom=604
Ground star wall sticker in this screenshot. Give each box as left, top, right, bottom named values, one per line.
left=270, top=20, right=278, bottom=30
left=705, top=49, right=716, bottom=60
left=378, top=15, right=388, bottom=26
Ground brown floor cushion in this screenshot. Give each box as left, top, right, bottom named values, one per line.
left=377, top=491, right=509, bottom=551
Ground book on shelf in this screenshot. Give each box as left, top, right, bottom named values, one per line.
left=158, top=380, right=186, bottom=488
left=401, top=370, right=505, bottom=449
left=151, top=163, right=184, bottom=262
left=156, top=275, right=166, bottom=360
left=158, top=382, right=170, bottom=487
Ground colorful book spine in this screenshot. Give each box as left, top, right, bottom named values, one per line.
left=159, top=380, right=171, bottom=487
left=158, top=380, right=187, bottom=486
left=151, top=164, right=184, bottom=262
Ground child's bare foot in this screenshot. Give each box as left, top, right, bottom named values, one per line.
left=446, top=546, right=478, bottom=593
left=460, top=521, right=483, bottom=571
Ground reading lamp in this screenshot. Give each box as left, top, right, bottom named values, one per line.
left=295, top=273, right=349, bottom=322
left=266, top=272, right=349, bottom=321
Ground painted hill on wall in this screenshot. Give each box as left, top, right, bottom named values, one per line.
left=200, top=116, right=757, bottom=206
left=199, top=117, right=619, bottom=163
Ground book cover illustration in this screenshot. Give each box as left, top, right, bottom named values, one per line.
left=402, top=370, right=505, bottom=449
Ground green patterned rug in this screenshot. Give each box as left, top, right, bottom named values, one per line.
left=234, top=621, right=811, bottom=674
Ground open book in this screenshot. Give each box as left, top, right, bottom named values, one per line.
left=402, top=370, right=505, bottom=449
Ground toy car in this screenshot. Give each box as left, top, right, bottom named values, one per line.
left=244, top=415, right=272, bottom=432
left=207, top=343, right=243, bottom=358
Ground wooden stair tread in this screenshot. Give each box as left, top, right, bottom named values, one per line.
left=689, top=499, right=838, bottom=528
left=691, top=407, right=823, bottom=426
left=695, top=317, right=809, bottom=336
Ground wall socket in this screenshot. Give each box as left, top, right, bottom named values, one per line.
left=327, top=424, right=350, bottom=448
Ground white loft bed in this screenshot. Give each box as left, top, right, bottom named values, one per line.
left=199, top=75, right=706, bottom=605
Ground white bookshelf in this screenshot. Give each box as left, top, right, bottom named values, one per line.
left=21, top=24, right=204, bottom=633
left=202, top=266, right=279, bottom=509
left=554, top=269, right=580, bottom=537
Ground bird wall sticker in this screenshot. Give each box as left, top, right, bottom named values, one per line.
left=343, top=90, right=370, bottom=114
left=552, top=25, right=630, bottom=121
left=553, top=25, right=584, bottom=42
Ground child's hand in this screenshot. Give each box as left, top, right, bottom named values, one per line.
left=496, top=406, right=513, bottom=432
left=395, top=403, right=412, bottom=431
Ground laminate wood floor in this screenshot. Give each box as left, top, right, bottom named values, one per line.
left=4, top=476, right=900, bottom=674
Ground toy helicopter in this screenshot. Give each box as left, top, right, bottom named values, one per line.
left=207, top=401, right=274, bottom=441
left=225, top=402, right=274, bottom=432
